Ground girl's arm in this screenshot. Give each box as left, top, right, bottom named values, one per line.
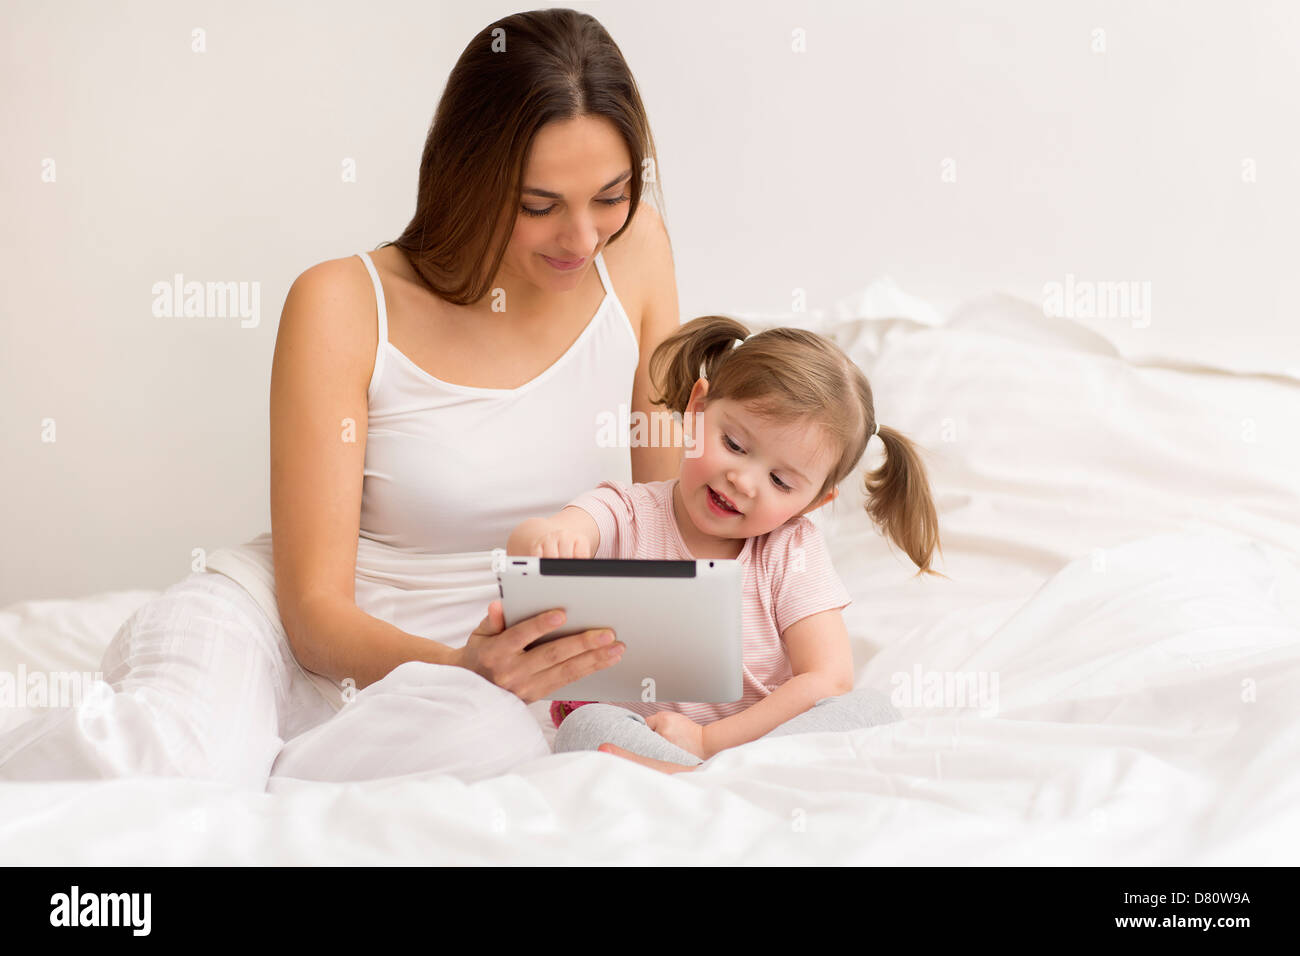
left=701, top=608, right=855, bottom=758
left=507, top=506, right=601, bottom=558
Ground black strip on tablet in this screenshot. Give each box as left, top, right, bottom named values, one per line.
left=538, top=558, right=697, bottom=577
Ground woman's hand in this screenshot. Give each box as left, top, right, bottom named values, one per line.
left=645, top=711, right=709, bottom=760
left=454, top=600, right=623, bottom=703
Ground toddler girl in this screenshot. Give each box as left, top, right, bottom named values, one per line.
left=507, top=315, right=945, bottom=766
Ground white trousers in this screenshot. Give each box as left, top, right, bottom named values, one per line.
left=0, top=572, right=551, bottom=789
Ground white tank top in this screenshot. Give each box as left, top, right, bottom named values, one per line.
left=206, top=250, right=638, bottom=707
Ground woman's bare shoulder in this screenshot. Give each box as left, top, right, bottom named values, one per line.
left=605, top=202, right=671, bottom=276
left=603, top=203, right=675, bottom=343
left=290, top=251, right=374, bottom=300
left=274, top=253, right=379, bottom=388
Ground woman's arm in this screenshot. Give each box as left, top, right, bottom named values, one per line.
left=700, top=608, right=856, bottom=758
left=269, top=258, right=462, bottom=688
left=271, top=260, right=622, bottom=695
left=620, top=204, right=685, bottom=484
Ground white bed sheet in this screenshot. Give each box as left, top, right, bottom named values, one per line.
left=2, top=285, right=1298, bottom=865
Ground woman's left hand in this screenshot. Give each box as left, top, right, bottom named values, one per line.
left=645, top=711, right=709, bottom=760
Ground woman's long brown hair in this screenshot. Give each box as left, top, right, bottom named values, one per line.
left=377, top=8, right=665, bottom=305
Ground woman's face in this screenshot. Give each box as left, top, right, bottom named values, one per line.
left=502, top=114, right=634, bottom=292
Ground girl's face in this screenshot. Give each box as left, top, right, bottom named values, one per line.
left=500, top=114, right=634, bottom=292
left=676, top=381, right=840, bottom=547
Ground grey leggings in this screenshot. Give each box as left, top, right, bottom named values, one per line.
left=553, top=686, right=901, bottom=766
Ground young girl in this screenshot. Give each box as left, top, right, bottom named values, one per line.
left=507, top=315, right=946, bottom=767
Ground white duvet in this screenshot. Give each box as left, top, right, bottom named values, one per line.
left=3, top=285, right=1298, bottom=865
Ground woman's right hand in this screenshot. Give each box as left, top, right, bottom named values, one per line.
left=454, top=600, right=623, bottom=703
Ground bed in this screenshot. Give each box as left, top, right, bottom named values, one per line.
left=3, top=282, right=1298, bottom=865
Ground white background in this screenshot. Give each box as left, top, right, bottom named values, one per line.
left=3, top=0, right=1297, bottom=603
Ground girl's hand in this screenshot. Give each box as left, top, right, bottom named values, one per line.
left=530, top=528, right=593, bottom=559
left=645, top=711, right=708, bottom=760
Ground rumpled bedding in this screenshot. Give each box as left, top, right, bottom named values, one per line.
left=2, top=283, right=1297, bottom=864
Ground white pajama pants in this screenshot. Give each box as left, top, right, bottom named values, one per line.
left=0, top=571, right=551, bottom=789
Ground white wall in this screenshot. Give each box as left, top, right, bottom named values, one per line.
left=3, top=0, right=1296, bottom=603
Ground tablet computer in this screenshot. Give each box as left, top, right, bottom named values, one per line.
left=491, top=549, right=743, bottom=703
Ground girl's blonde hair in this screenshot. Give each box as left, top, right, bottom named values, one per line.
left=650, top=315, right=947, bottom=580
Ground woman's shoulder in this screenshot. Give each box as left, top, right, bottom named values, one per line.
left=290, top=246, right=413, bottom=310
left=606, top=201, right=670, bottom=272
left=274, top=253, right=382, bottom=392
left=601, top=203, right=674, bottom=346
left=286, top=252, right=377, bottom=322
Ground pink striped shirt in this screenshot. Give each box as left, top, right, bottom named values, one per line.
left=562, top=478, right=852, bottom=724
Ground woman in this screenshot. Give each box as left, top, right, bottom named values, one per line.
left=0, top=8, right=691, bottom=785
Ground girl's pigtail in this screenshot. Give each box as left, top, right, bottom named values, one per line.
left=863, top=425, right=949, bottom=580
left=648, top=314, right=750, bottom=414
